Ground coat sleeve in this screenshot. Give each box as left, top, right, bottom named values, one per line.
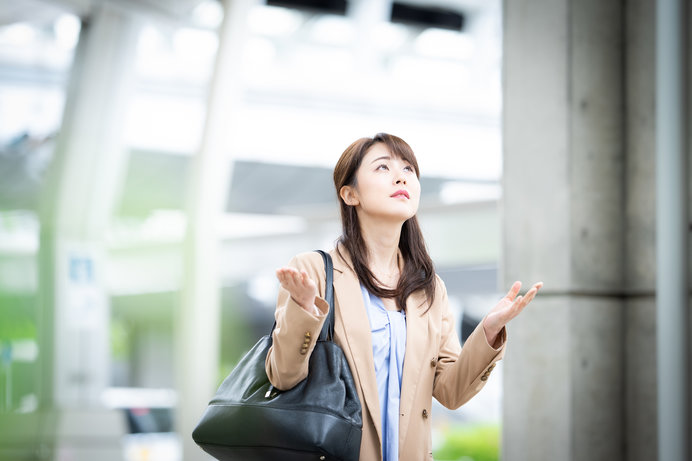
left=264, top=252, right=330, bottom=391
left=432, top=276, right=507, bottom=409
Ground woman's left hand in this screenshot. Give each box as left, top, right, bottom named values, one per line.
left=483, top=281, right=543, bottom=348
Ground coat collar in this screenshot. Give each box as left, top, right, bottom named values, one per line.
left=329, top=244, right=430, bottom=450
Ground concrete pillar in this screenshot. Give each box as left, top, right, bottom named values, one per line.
left=0, top=3, right=142, bottom=460
left=348, top=0, right=392, bottom=68
left=623, top=3, right=667, bottom=461
left=623, top=0, right=657, bottom=452
left=501, top=1, right=625, bottom=460
left=48, top=0, right=139, bottom=411
left=176, top=0, right=255, bottom=460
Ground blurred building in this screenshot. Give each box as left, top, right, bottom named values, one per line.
left=0, top=0, right=506, bottom=460
left=0, top=0, right=689, bottom=461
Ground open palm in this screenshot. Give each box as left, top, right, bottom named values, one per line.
left=483, top=280, right=543, bottom=345
left=276, top=267, right=318, bottom=313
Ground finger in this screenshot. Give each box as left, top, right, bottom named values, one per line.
left=278, top=277, right=297, bottom=293
left=282, top=271, right=296, bottom=286
left=514, top=288, right=538, bottom=312
left=276, top=269, right=289, bottom=283
left=277, top=267, right=298, bottom=279
left=279, top=274, right=295, bottom=289
left=300, top=270, right=310, bottom=284
left=506, top=281, right=522, bottom=300
left=507, top=295, right=529, bottom=320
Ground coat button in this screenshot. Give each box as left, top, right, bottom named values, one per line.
left=481, top=375, right=488, bottom=381
left=430, top=358, right=437, bottom=368
left=422, top=409, right=428, bottom=419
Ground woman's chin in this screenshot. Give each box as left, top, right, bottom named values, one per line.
left=372, top=212, right=418, bottom=224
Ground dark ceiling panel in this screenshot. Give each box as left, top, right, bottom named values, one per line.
left=265, top=0, right=347, bottom=15
left=226, top=160, right=335, bottom=214
left=391, top=2, right=465, bottom=31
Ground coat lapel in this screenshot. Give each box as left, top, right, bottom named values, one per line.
left=398, top=289, right=429, bottom=451
left=331, top=247, right=383, bottom=445
left=330, top=245, right=430, bottom=452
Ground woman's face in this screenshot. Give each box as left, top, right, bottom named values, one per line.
left=340, top=143, right=421, bottom=223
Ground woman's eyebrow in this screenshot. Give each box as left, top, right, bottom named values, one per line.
left=370, top=155, right=391, bottom=164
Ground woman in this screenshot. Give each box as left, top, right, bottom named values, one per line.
left=266, top=133, right=542, bottom=461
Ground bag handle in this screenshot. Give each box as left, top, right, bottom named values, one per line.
left=264, top=250, right=335, bottom=399
left=315, top=250, right=335, bottom=342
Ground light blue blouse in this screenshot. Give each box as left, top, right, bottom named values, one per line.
left=360, top=284, right=407, bottom=461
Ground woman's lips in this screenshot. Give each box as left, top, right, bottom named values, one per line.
left=391, top=190, right=410, bottom=199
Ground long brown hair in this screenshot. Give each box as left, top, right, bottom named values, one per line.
left=333, top=133, right=436, bottom=312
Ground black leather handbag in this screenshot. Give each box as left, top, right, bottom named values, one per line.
left=192, top=250, right=362, bottom=460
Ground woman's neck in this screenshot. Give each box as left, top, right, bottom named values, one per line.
left=359, top=216, right=402, bottom=282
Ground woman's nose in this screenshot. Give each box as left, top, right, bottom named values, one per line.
left=395, top=177, right=406, bottom=185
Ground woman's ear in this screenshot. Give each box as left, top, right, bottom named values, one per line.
left=340, top=185, right=359, bottom=206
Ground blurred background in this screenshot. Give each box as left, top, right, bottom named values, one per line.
left=0, top=0, right=689, bottom=461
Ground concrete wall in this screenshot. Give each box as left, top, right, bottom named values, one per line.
left=501, top=0, right=690, bottom=459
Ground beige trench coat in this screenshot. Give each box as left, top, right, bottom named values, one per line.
left=265, top=245, right=506, bottom=461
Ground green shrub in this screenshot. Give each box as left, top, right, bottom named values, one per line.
left=433, top=423, right=500, bottom=461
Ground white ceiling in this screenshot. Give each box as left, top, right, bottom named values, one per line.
left=0, top=0, right=498, bottom=27
left=0, top=0, right=503, bottom=179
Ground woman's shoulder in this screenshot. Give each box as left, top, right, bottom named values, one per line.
left=287, top=250, right=325, bottom=266
left=433, top=273, right=448, bottom=295
left=421, top=273, right=449, bottom=313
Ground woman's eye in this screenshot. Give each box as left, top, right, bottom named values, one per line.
left=376, top=164, right=389, bottom=171
left=404, top=165, right=414, bottom=172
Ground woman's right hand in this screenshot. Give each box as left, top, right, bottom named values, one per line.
left=276, top=267, right=319, bottom=315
